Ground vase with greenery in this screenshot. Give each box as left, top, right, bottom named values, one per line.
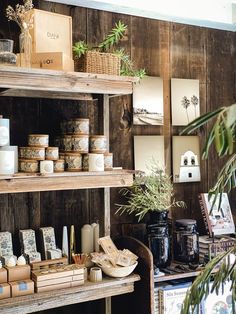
left=73, top=20, right=145, bottom=78
left=180, top=103, right=236, bottom=314
left=6, top=0, right=34, bottom=68
left=116, top=162, right=185, bottom=267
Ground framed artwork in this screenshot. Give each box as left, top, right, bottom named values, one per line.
left=172, top=136, right=201, bottom=183
left=171, top=78, right=200, bottom=125
left=133, top=76, right=163, bottom=125
left=134, top=135, right=165, bottom=174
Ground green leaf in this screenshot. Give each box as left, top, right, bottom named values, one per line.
left=226, top=103, right=236, bottom=128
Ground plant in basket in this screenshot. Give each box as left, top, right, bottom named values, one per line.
left=73, top=21, right=145, bottom=77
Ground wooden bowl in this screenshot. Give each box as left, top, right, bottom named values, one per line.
left=101, top=261, right=138, bottom=278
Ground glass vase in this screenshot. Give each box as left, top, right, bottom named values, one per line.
left=19, top=28, right=32, bottom=68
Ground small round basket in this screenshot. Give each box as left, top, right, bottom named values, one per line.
left=101, top=261, right=138, bottom=278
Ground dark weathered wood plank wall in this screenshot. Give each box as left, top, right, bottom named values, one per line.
left=0, top=1, right=236, bottom=313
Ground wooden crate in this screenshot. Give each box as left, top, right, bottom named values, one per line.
left=29, top=9, right=72, bottom=58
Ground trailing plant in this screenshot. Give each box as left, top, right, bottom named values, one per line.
left=116, top=161, right=185, bottom=221
left=73, top=21, right=145, bottom=78
left=180, top=103, right=236, bottom=313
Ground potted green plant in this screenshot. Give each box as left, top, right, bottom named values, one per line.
left=116, top=161, right=185, bottom=222
left=73, top=20, right=145, bottom=78
left=180, top=104, right=236, bottom=314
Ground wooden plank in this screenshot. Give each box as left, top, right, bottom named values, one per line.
left=0, top=171, right=134, bottom=194
left=0, top=67, right=136, bottom=95
left=0, top=274, right=140, bottom=314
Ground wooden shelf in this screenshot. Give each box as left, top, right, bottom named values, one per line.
left=0, top=274, right=140, bottom=314
left=0, top=67, right=138, bottom=98
left=154, top=270, right=202, bottom=283
left=0, top=170, right=134, bottom=194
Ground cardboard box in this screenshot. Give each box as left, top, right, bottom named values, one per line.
left=0, top=283, right=11, bottom=300
left=5, top=265, right=31, bottom=282
left=31, top=52, right=74, bottom=72
left=0, top=268, right=7, bottom=284
left=29, top=9, right=72, bottom=58
left=10, top=280, right=34, bottom=297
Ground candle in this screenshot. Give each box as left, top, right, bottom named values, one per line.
left=0, top=116, right=9, bottom=146
left=81, top=224, right=93, bottom=253
left=0, top=151, right=14, bottom=174
left=0, top=146, right=18, bottom=173
left=91, top=223, right=100, bottom=252
left=62, top=226, right=69, bottom=258
left=70, top=225, right=76, bottom=263
left=88, top=153, right=104, bottom=172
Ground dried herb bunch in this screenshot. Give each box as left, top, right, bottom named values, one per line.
left=116, top=161, right=185, bottom=221
left=6, top=0, right=34, bottom=30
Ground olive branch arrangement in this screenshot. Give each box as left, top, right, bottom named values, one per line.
left=6, top=0, right=34, bottom=30
left=73, top=21, right=146, bottom=78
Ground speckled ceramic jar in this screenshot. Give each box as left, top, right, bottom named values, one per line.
left=65, top=152, right=82, bottom=172
left=68, top=118, right=89, bottom=135
left=53, top=159, right=65, bottom=172
left=62, top=135, right=72, bottom=151
left=104, top=152, right=113, bottom=170
left=45, top=147, right=59, bottom=160
left=19, top=159, right=39, bottom=173
left=89, top=135, right=107, bottom=153
left=72, top=135, right=89, bottom=153
left=19, top=147, right=45, bottom=160
left=82, top=154, right=89, bottom=171
left=28, top=134, right=49, bottom=148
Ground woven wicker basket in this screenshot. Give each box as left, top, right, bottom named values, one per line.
left=75, top=50, right=120, bottom=75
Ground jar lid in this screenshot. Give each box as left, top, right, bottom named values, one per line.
left=175, top=219, right=197, bottom=226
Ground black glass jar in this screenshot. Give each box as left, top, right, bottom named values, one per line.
left=147, top=223, right=171, bottom=268
left=174, top=219, right=199, bottom=263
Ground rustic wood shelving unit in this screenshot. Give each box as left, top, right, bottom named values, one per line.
left=0, top=67, right=140, bottom=314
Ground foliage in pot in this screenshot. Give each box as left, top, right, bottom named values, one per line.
left=116, top=161, right=185, bottom=222
left=73, top=21, right=146, bottom=78
left=180, top=103, right=236, bottom=314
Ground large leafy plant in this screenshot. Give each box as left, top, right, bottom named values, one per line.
left=180, top=103, right=236, bottom=314
left=73, top=21, right=145, bottom=78
left=116, top=161, right=185, bottom=221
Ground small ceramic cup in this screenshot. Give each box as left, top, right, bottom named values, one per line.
left=104, top=152, right=113, bottom=170
left=88, top=153, right=104, bottom=172
left=28, top=134, right=49, bottom=147
left=68, top=118, right=89, bottom=135
left=71, top=135, right=89, bottom=153
left=64, top=152, right=82, bottom=171
left=89, top=267, right=102, bottom=283
left=53, top=159, right=65, bottom=172
left=89, top=135, right=107, bottom=153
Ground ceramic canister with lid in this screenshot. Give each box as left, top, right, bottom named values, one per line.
left=89, top=135, right=107, bottom=154
left=174, top=219, right=199, bottom=263
left=64, top=152, right=82, bottom=171
left=0, top=115, right=10, bottom=146
left=28, top=134, right=49, bottom=148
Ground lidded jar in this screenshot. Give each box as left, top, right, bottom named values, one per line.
left=173, top=219, right=199, bottom=263
left=0, top=39, right=17, bottom=65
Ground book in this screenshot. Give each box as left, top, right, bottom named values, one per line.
left=201, top=280, right=235, bottom=313
left=199, top=193, right=235, bottom=237
left=158, top=283, right=200, bottom=314
left=198, top=235, right=235, bottom=262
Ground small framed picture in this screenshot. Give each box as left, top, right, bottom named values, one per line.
left=172, top=136, right=201, bottom=183
left=171, top=78, right=200, bottom=125
left=133, top=76, right=163, bottom=125
left=134, top=135, right=165, bottom=174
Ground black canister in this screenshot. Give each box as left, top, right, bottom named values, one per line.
left=147, top=224, right=171, bottom=268
left=174, top=219, right=199, bottom=263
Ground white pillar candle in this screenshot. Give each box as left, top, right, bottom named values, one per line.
left=40, top=160, right=54, bottom=174
left=62, top=226, right=69, bottom=258
left=88, top=153, right=104, bottom=172
left=91, top=223, right=100, bottom=252
left=81, top=224, right=93, bottom=253
left=0, top=151, right=14, bottom=174
left=0, top=146, right=18, bottom=173
left=0, top=117, right=9, bottom=146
